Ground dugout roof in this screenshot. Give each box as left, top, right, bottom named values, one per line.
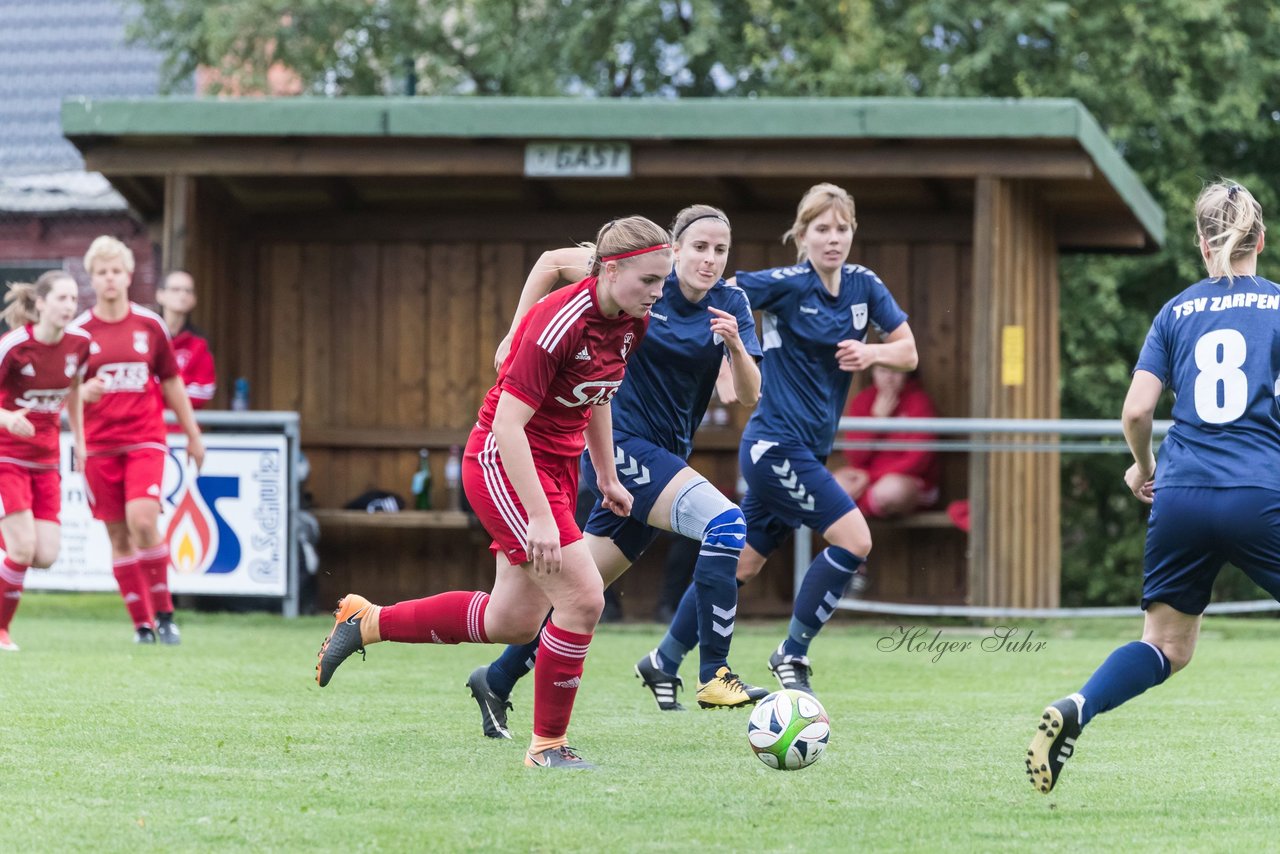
left=61, top=97, right=1163, bottom=252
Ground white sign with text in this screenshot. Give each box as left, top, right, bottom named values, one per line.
left=28, top=433, right=289, bottom=596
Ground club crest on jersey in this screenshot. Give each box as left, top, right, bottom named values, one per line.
left=851, top=303, right=868, bottom=331
left=133, top=331, right=149, bottom=354
left=65, top=355, right=78, bottom=377
left=621, top=332, right=635, bottom=361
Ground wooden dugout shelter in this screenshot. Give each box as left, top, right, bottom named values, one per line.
left=62, top=97, right=1163, bottom=612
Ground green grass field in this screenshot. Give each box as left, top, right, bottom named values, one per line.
left=3, top=594, right=1279, bottom=852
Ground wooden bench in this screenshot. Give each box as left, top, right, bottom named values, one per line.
left=312, top=509, right=473, bottom=530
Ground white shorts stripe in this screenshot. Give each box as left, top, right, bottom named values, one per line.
left=536, top=292, right=592, bottom=353
left=481, top=434, right=527, bottom=544
left=479, top=433, right=528, bottom=548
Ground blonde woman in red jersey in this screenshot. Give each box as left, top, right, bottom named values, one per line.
left=0, top=271, right=92, bottom=651
left=317, top=216, right=671, bottom=770
left=69, top=237, right=205, bottom=645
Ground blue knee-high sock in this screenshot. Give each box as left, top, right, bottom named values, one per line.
left=693, top=509, right=744, bottom=683
left=1076, top=640, right=1172, bottom=727
left=657, top=583, right=698, bottom=675
left=486, top=613, right=550, bottom=700
left=783, top=546, right=864, bottom=658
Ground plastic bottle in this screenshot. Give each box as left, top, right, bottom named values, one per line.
left=444, top=445, right=463, bottom=511
left=412, top=449, right=433, bottom=510
left=231, top=377, right=250, bottom=411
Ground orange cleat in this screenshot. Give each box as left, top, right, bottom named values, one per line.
left=315, top=594, right=373, bottom=686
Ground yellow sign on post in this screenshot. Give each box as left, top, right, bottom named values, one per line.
left=1002, top=325, right=1025, bottom=386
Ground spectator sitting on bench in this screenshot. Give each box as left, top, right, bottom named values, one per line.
left=833, top=365, right=940, bottom=519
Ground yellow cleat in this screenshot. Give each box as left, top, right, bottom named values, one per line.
left=696, top=666, right=768, bottom=709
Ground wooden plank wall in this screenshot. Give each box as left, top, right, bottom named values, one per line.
left=969, top=178, right=1061, bottom=608
left=190, top=194, right=973, bottom=614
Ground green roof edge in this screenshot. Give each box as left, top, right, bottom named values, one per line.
left=61, top=96, right=1164, bottom=245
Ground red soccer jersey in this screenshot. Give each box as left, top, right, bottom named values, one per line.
left=172, top=324, right=216, bottom=408
left=0, top=324, right=92, bottom=467
left=843, top=377, right=941, bottom=489
left=71, top=304, right=180, bottom=453
left=476, top=278, right=647, bottom=462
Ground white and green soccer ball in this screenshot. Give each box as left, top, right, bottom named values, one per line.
left=747, top=689, right=830, bottom=770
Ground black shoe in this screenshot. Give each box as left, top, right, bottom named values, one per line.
left=1027, top=697, right=1082, bottom=794
left=315, top=594, right=372, bottom=687
left=466, top=665, right=513, bottom=740
left=134, top=626, right=157, bottom=644
left=635, top=651, right=685, bottom=711
left=767, top=644, right=815, bottom=696
left=155, top=614, right=182, bottom=646
left=524, top=745, right=596, bottom=770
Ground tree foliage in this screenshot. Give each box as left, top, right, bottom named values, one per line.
left=129, top=0, right=1280, bottom=604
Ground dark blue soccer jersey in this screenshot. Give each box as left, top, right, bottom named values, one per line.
left=1134, top=275, right=1280, bottom=489
left=611, top=273, right=762, bottom=458
left=737, top=261, right=908, bottom=456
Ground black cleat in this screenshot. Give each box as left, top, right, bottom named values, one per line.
left=155, top=614, right=182, bottom=646
left=134, top=626, right=156, bottom=644
left=316, top=594, right=372, bottom=687
left=524, top=745, right=596, bottom=770
left=635, top=651, right=685, bottom=711
left=467, top=665, right=514, bottom=739
left=1026, top=697, right=1083, bottom=794
left=767, top=644, right=815, bottom=696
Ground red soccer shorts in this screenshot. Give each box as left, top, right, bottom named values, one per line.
left=463, top=426, right=582, bottom=566
left=0, top=462, right=61, bottom=522
left=84, top=446, right=167, bottom=523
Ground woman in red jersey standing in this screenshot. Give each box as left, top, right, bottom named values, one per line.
left=70, top=237, right=205, bottom=645
left=317, top=216, right=671, bottom=770
left=0, top=271, right=92, bottom=651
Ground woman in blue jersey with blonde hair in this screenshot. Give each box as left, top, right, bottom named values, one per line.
left=465, top=205, right=769, bottom=737
left=652, top=183, right=918, bottom=700
left=1028, top=180, right=1280, bottom=794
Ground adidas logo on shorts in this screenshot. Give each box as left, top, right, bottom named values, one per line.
left=574, top=346, right=591, bottom=361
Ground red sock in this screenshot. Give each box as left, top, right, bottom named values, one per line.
left=112, top=557, right=154, bottom=628
left=379, top=591, right=489, bottom=644
left=137, top=543, right=174, bottom=614
left=532, top=621, right=593, bottom=740
left=0, top=557, right=27, bottom=631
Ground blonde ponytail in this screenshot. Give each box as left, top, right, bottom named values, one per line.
left=2, top=270, right=76, bottom=330
left=1195, top=181, right=1265, bottom=282
left=2, top=283, right=38, bottom=329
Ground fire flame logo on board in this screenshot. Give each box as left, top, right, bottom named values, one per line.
left=165, top=482, right=218, bottom=575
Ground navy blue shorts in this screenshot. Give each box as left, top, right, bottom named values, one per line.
left=580, top=434, right=689, bottom=562
left=1143, top=486, right=1280, bottom=615
left=739, top=438, right=857, bottom=557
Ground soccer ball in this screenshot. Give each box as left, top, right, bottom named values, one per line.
left=747, top=689, right=830, bottom=770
